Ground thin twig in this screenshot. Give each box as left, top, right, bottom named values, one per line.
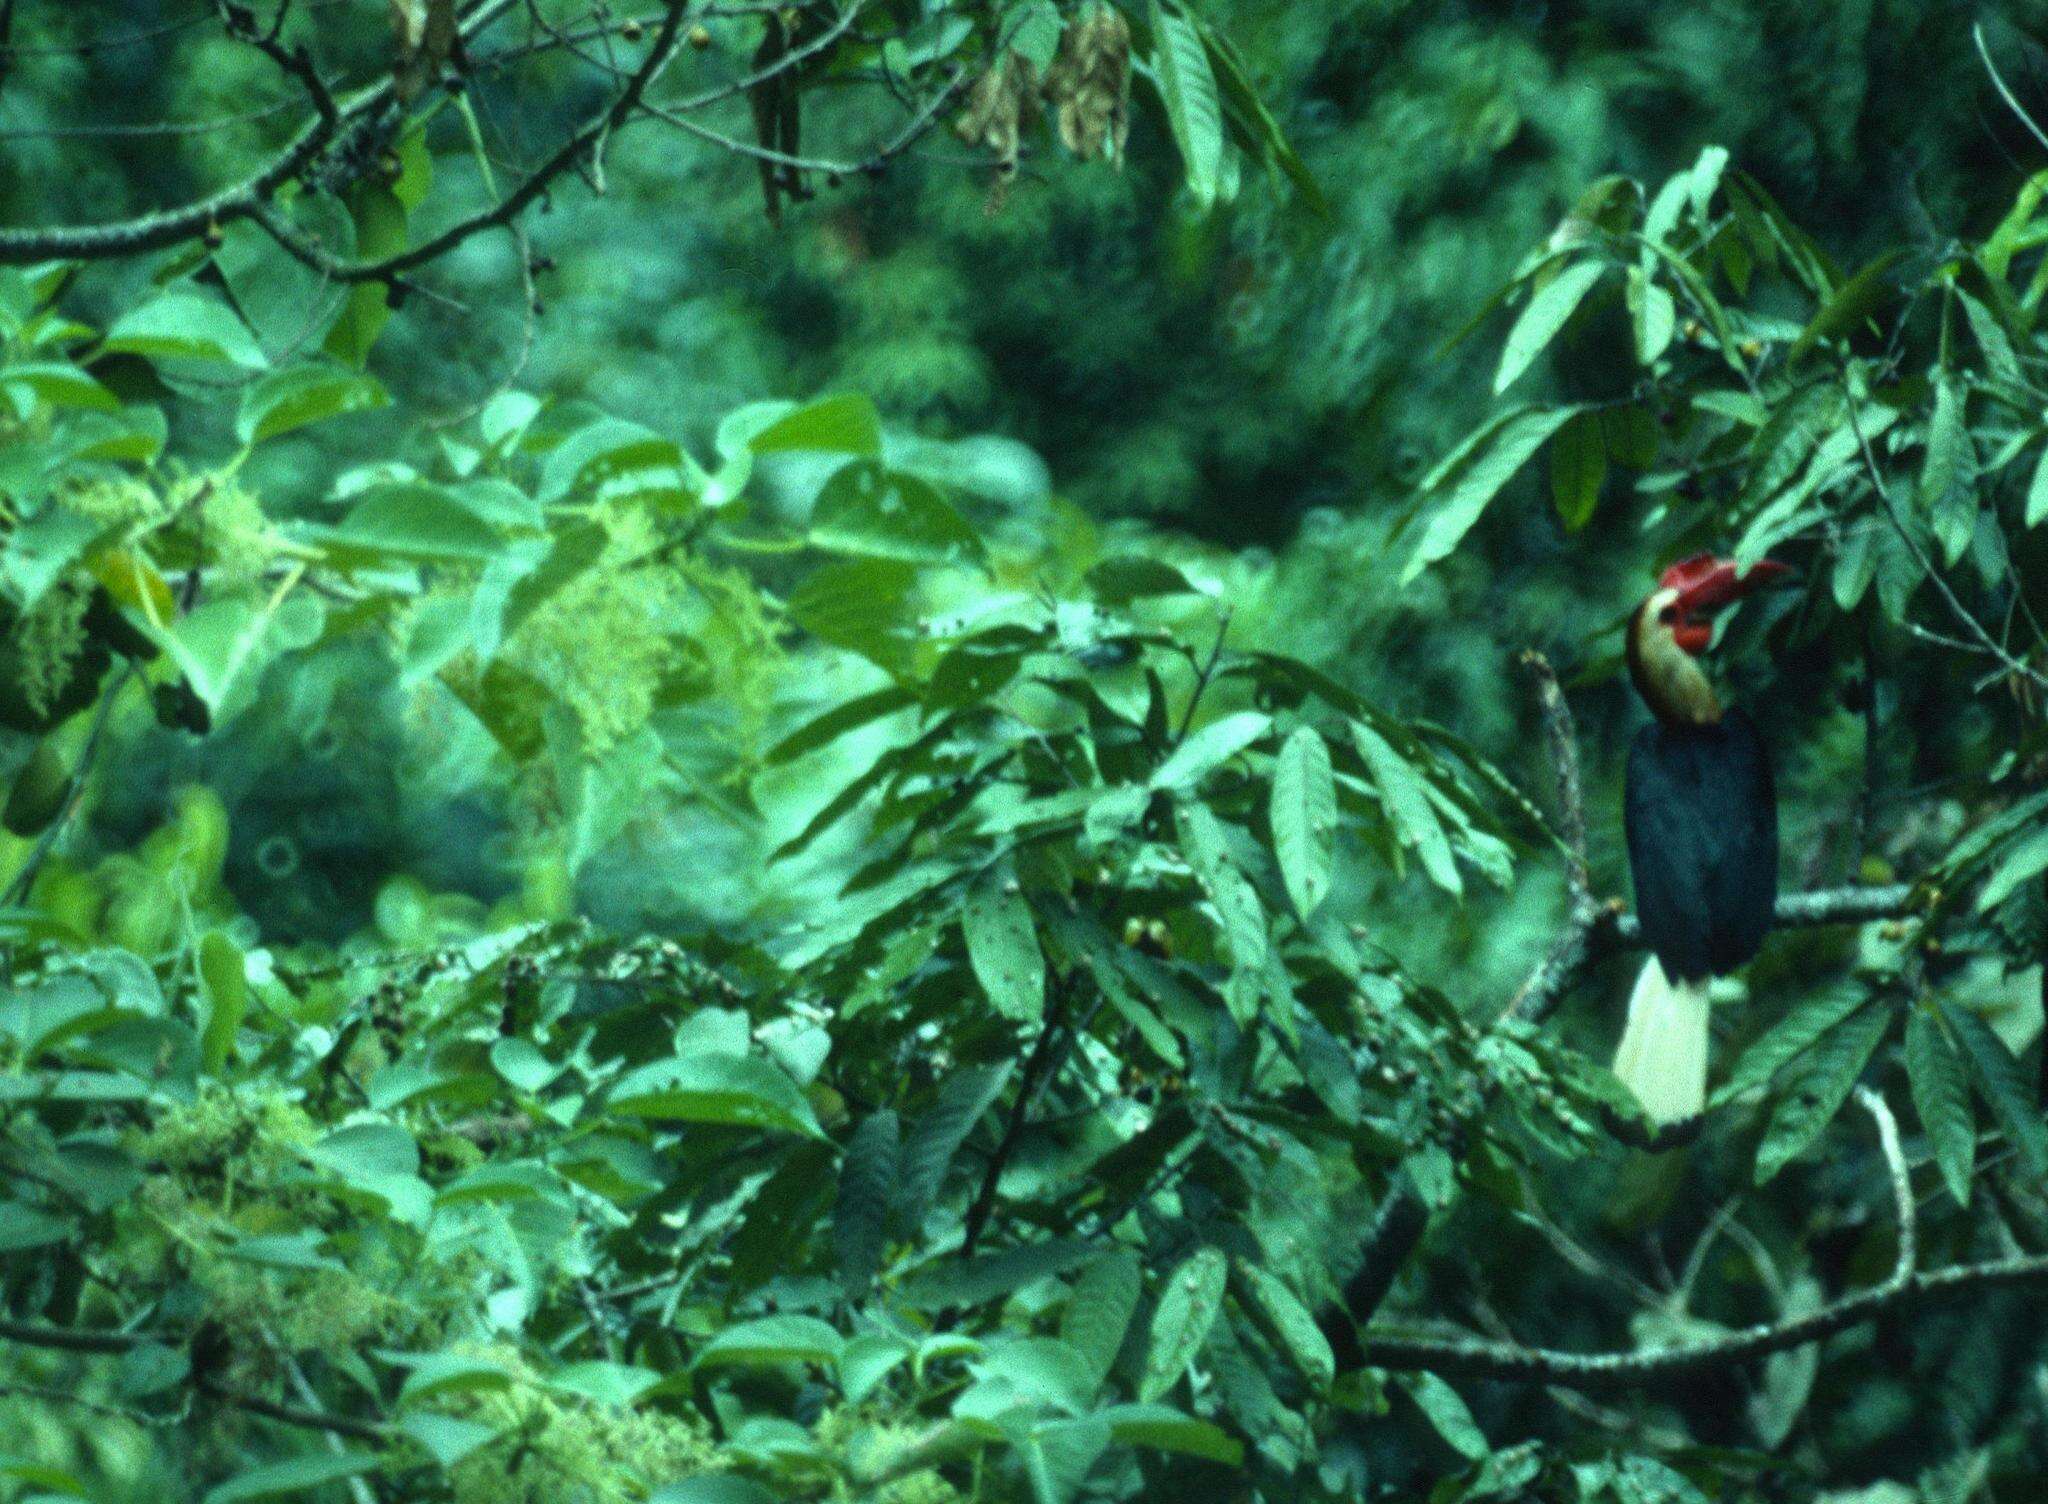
left=1520, top=651, right=1589, bottom=901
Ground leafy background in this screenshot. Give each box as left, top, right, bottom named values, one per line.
left=0, top=2, right=2045, bottom=1502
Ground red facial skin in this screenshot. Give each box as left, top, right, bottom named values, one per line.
left=1655, top=554, right=1792, bottom=655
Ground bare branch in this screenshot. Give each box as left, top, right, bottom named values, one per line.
left=1520, top=650, right=1589, bottom=901
left=0, top=1315, right=148, bottom=1354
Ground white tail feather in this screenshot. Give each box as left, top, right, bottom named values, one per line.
left=1612, top=957, right=1712, bottom=1127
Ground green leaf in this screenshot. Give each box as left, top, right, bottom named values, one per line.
left=1399, top=1371, right=1490, bottom=1459
left=1905, top=1007, right=1975, bottom=1208
left=60, top=404, right=168, bottom=464
left=897, top=1062, right=1015, bottom=1226
left=1140, top=1245, right=1227, bottom=1402
left=1187, top=10, right=1324, bottom=210
left=607, top=1053, right=825, bottom=1138
left=1942, top=1001, right=2048, bottom=1181
left=1549, top=409, right=1607, bottom=532
left=1, top=361, right=118, bottom=414
left=899, top=1236, right=1099, bottom=1308
left=1753, top=1002, right=1891, bottom=1184
left=1100, top=1403, right=1244, bottom=1465
left=1232, top=1260, right=1334, bottom=1387
left=1713, top=983, right=1873, bottom=1105
left=1786, top=249, right=1907, bottom=365
left=0, top=1201, right=72, bottom=1251
left=1149, top=1, right=1225, bottom=208
left=1175, top=802, right=1268, bottom=1012
left=1150, top=710, right=1270, bottom=791
left=2028, top=441, right=2048, bottom=529
left=196, top=929, right=246, bottom=1073
left=201, top=1453, right=383, bottom=1503
left=833, top=1109, right=899, bottom=1290
left=962, top=878, right=1046, bottom=1022
left=1978, top=825, right=2048, bottom=911
left=1919, top=372, right=1977, bottom=568
left=748, top=391, right=882, bottom=456
left=324, top=480, right=507, bottom=564
left=1401, top=406, right=1584, bottom=583
left=1627, top=265, right=1676, bottom=363
left=235, top=363, right=388, bottom=445
left=695, top=1314, right=844, bottom=1371
left=538, top=419, right=695, bottom=511
left=1352, top=722, right=1460, bottom=893
left=104, top=289, right=266, bottom=370
left=1495, top=261, right=1606, bottom=394
left=1061, top=1247, right=1142, bottom=1389
left=811, top=459, right=984, bottom=566
left=650, top=1480, right=782, bottom=1504
left=397, top=1353, right=516, bottom=1407
left=1270, top=726, right=1336, bottom=919
left=766, top=685, right=919, bottom=765
left=1088, top=556, right=1199, bottom=605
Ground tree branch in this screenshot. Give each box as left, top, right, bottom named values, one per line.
left=1520, top=651, right=1589, bottom=901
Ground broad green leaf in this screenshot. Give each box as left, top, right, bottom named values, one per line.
left=1942, top=1001, right=2048, bottom=1181
left=1713, top=983, right=1871, bottom=1105
left=537, top=419, right=694, bottom=510
left=1401, top=406, right=1584, bottom=583
left=962, top=878, right=1046, bottom=1022
left=896, top=1062, right=1015, bottom=1226
left=202, top=1453, right=383, bottom=1503
left=1017, top=1416, right=1111, bottom=1504
left=1100, top=1403, right=1244, bottom=1464
left=1061, top=1247, right=1142, bottom=1389
left=1905, top=1007, right=1975, bottom=1207
left=325, top=480, right=506, bottom=564
left=748, top=391, right=882, bottom=456
left=547, top=1361, right=659, bottom=1407
left=1270, top=725, right=1335, bottom=919
left=1089, top=556, right=1199, bottom=605
left=833, top=1109, right=899, bottom=1290
left=1978, top=825, right=2048, bottom=911
left=1233, top=1260, right=1334, bottom=1387
left=1918, top=372, right=1976, bottom=567
left=695, top=1314, right=844, bottom=1370
left=1150, top=710, right=1270, bottom=791
left=1549, top=409, right=1607, bottom=532
left=0, top=1201, right=72, bottom=1251
left=810, top=460, right=984, bottom=567
left=61, top=404, right=168, bottom=464
left=1352, top=723, right=1460, bottom=893
left=1495, top=261, right=1606, bottom=394
left=0, top=361, right=117, bottom=413
left=196, top=929, right=246, bottom=1073
left=650, top=1480, right=781, bottom=1504
left=1399, top=1371, right=1490, bottom=1460
left=607, top=1053, right=825, bottom=1138
left=1753, top=1002, right=1891, bottom=1184
left=899, top=1236, right=1099, bottom=1308
left=1140, top=1245, right=1227, bottom=1401
left=1149, top=1, right=1225, bottom=208
left=235, top=363, right=388, bottom=445
left=397, top=1352, right=516, bottom=1407
left=104, top=289, right=266, bottom=369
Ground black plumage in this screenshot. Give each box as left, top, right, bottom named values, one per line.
left=1624, top=708, right=1779, bottom=983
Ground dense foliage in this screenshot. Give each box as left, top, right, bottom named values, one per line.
left=2, top=3, right=2046, bottom=1502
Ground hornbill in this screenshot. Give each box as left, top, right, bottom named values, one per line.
left=1614, top=553, right=1789, bottom=1127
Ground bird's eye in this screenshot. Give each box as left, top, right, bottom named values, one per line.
left=1658, top=606, right=1677, bottom=623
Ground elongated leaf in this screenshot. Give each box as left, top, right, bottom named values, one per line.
left=196, top=929, right=246, bottom=1073
left=1753, top=1003, right=1892, bottom=1184
left=236, top=363, right=388, bottom=444
left=1101, top=1403, right=1243, bottom=1465
left=105, top=289, right=266, bottom=370
left=1352, top=723, right=1460, bottom=893
left=749, top=391, right=882, bottom=456
left=1713, top=983, right=1869, bottom=1105
left=1232, top=1260, right=1334, bottom=1387
left=962, top=879, right=1046, bottom=1022
left=897, top=1062, right=1015, bottom=1226
left=1062, top=1247, right=1142, bottom=1389
left=1942, top=1001, right=2048, bottom=1180
left=202, top=1453, right=383, bottom=1504
left=695, top=1314, right=843, bottom=1370
left=2029, top=441, right=2048, bottom=528
left=899, top=1236, right=1098, bottom=1308
left=1786, top=249, right=1907, bottom=365
left=833, top=1109, right=899, bottom=1290
left=1140, top=1245, right=1227, bottom=1401
left=1401, top=406, right=1583, bottom=583
left=1150, top=710, right=1269, bottom=790
left=1978, top=826, right=2048, bottom=911
left=1549, top=409, right=1607, bottom=532
left=1149, top=1, right=1224, bottom=208
left=1904, top=1007, right=1975, bottom=1207
left=607, top=1053, right=824, bottom=1139
left=1919, top=372, right=1977, bottom=567
left=811, top=460, right=984, bottom=566
left=1270, top=726, right=1335, bottom=919
left=766, top=685, right=919, bottom=765
left=1495, top=261, right=1606, bottom=394
left=1399, top=1371, right=1490, bottom=1460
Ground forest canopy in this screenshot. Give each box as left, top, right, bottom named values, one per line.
left=1, top=3, right=2046, bottom=1502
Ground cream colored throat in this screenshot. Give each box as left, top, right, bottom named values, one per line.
left=1628, top=593, right=1723, bottom=726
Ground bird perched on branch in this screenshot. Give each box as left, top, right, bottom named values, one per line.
left=1615, top=553, right=1790, bottom=1127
